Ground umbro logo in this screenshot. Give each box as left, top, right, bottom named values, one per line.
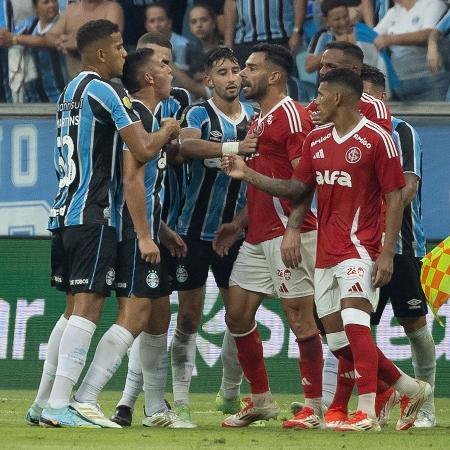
left=313, top=148, right=325, bottom=159
left=340, top=369, right=362, bottom=379
left=209, top=130, right=223, bottom=142
left=279, top=283, right=289, bottom=294
left=348, top=282, right=363, bottom=293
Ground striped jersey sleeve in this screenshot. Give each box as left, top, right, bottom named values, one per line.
left=392, top=119, right=422, bottom=177
left=182, top=105, right=209, bottom=131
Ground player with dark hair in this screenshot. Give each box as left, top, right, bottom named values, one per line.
left=170, top=46, right=257, bottom=426
left=223, top=67, right=432, bottom=432
left=26, top=19, right=178, bottom=429
left=215, top=43, right=321, bottom=429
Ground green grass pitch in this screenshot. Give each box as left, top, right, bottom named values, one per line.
left=1, top=391, right=449, bottom=449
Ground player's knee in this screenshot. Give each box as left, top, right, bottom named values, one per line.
left=177, top=311, right=201, bottom=334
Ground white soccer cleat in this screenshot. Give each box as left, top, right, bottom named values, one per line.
left=396, top=380, right=432, bottom=431
left=222, top=400, right=280, bottom=428
left=71, top=401, right=122, bottom=428
left=336, top=410, right=381, bottom=432
left=413, top=410, right=437, bottom=428
left=376, top=387, right=400, bottom=427
left=142, top=410, right=197, bottom=428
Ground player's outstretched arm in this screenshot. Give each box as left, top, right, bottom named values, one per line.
left=372, top=189, right=404, bottom=288
left=222, top=154, right=310, bottom=203
left=120, top=119, right=180, bottom=164
left=123, top=151, right=160, bottom=264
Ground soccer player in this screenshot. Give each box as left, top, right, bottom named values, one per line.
left=170, top=46, right=257, bottom=425
left=27, top=19, right=178, bottom=428
left=223, top=68, right=432, bottom=432
left=216, top=43, right=321, bottom=429
left=361, top=64, right=436, bottom=428
left=307, top=41, right=392, bottom=133
left=111, top=31, right=192, bottom=428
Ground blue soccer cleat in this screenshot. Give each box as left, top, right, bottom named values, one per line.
left=39, top=405, right=100, bottom=428
left=26, top=403, right=43, bottom=426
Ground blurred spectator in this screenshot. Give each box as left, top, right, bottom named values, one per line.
left=188, top=1, right=221, bottom=53
left=374, top=0, right=449, bottom=101
left=182, top=0, right=224, bottom=41
left=144, top=2, right=190, bottom=71
left=427, top=9, right=450, bottom=74
left=0, top=0, right=12, bottom=102
left=223, top=0, right=303, bottom=65
left=374, top=0, right=394, bottom=24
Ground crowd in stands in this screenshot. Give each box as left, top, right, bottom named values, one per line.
left=0, top=0, right=449, bottom=104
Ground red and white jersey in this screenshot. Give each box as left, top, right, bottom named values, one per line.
left=293, top=117, right=405, bottom=268
left=306, top=92, right=392, bottom=133
left=245, top=96, right=316, bottom=245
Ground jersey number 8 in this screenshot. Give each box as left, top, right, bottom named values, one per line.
left=57, top=135, right=76, bottom=188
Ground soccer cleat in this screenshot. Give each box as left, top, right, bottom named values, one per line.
left=173, top=402, right=197, bottom=428
left=376, top=387, right=400, bottom=427
left=290, top=401, right=304, bottom=415
left=216, top=390, right=243, bottom=415
left=26, top=403, right=43, bottom=426
left=71, top=401, right=121, bottom=428
left=324, top=406, right=348, bottom=430
left=222, top=400, right=280, bottom=428
left=336, top=410, right=381, bottom=432
left=396, top=380, right=432, bottom=431
left=413, top=410, right=437, bottom=428
left=39, top=405, right=100, bottom=428
left=142, top=410, right=197, bottom=428
left=282, top=406, right=322, bottom=429
left=111, top=405, right=132, bottom=427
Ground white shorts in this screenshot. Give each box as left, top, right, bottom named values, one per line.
left=229, top=230, right=316, bottom=299
left=314, top=258, right=379, bottom=319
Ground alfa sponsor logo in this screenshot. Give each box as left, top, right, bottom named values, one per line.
left=315, top=170, right=352, bottom=187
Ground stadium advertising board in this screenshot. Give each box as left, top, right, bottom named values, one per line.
left=0, top=239, right=449, bottom=395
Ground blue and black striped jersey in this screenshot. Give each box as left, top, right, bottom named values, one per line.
left=48, top=71, right=140, bottom=230
left=116, top=100, right=166, bottom=243
left=154, top=87, right=192, bottom=230
left=392, top=117, right=426, bottom=257
left=177, top=99, right=255, bottom=241
left=0, top=0, right=12, bottom=102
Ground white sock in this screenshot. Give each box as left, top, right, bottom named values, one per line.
left=171, top=328, right=197, bottom=405
left=34, top=315, right=68, bottom=408
left=140, top=332, right=168, bottom=417
left=322, top=349, right=338, bottom=411
left=48, top=315, right=96, bottom=409
left=407, top=325, right=436, bottom=413
left=394, top=368, right=422, bottom=397
left=75, top=324, right=134, bottom=405
left=220, top=327, right=243, bottom=400
left=117, top=335, right=143, bottom=410
left=252, top=391, right=272, bottom=407
left=357, top=392, right=376, bottom=419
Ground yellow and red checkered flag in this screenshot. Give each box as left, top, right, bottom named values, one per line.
left=421, top=237, right=450, bottom=326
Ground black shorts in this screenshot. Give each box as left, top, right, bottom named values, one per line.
left=371, top=254, right=428, bottom=325
left=115, top=238, right=172, bottom=299
left=51, top=225, right=117, bottom=296
left=175, top=235, right=243, bottom=291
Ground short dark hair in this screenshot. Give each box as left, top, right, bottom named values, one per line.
left=145, top=2, right=171, bottom=19
left=122, top=48, right=155, bottom=94
left=251, top=43, right=293, bottom=75
left=137, top=31, right=173, bottom=50
left=206, top=46, right=239, bottom=71
left=320, top=68, right=363, bottom=99
left=190, top=1, right=218, bottom=20
left=321, top=0, right=348, bottom=16
left=361, top=64, right=386, bottom=90
left=76, top=19, right=119, bottom=53
left=325, top=41, right=364, bottom=65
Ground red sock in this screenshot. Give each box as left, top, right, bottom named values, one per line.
left=234, top=328, right=269, bottom=394
left=329, top=346, right=354, bottom=412
left=297, top=334, right=323, bottom=398
left=376, top=347, right=401, bottom=386
left=344, top=324, right=378, bottom=395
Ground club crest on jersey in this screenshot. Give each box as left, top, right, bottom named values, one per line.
left=256, top=120, right=265, bottom=136
left=106, top=268, right=115, bottom=286
left=345, top=147, right=362, bottom=164
left=176, top=265, right=188, bottom=283
left=122, top=96, right=133, bottom=110
left=267, top=114, right=273, bottom=125
left=146, top=270, right=160, bottom=288
left=315, top=170, right=352, bottom=187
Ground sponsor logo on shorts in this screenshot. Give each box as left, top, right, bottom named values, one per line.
left=176, top=265, right=188, bottom=283
left=146, top=270, right=160, bottom=288
left=277, top=269, right=292, bottom=281
left=52, top=276, right=63, bottom=283
left=345, top=266, right=365, bottom=279
left=105, top=268, right=115, bottom=286
left=70, top=278, right=89, bottom=286
left=115, top=282, right=127, bottom=288
left=103, top=207, right=111, bottom=219
left=407, top=298, right=423, bottom=309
